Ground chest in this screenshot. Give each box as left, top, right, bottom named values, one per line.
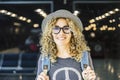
left=48, top=58, right=82, bottom=80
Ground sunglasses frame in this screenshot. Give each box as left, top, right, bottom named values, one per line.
left=52, top=26, right=71, bottom=34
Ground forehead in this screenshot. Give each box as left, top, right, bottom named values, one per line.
left=55, top=18, right=68, bottom=26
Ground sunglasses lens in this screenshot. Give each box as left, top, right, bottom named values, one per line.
left=52, top=27, right=60, bottom=34
left=63, top=26, right=71, bottom=34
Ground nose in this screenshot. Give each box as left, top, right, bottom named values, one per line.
left=59, top=29, right=64, bottom=34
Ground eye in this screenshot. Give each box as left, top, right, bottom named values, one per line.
left=63, top=26, right=70, bottom=30
left=53, top=26, right=60, bottom=30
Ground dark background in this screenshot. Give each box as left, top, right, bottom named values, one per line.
left=0, top=0, right=120, bottom=59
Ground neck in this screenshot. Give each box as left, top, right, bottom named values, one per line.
left=57, top=45, right=71, bottom=58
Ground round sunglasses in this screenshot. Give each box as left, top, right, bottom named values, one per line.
left=52, top=26, right=71, bottom=34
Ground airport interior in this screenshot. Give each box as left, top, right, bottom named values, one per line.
left=0, top=0, right=120, bottom=80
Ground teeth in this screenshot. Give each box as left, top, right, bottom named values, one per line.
left=58, top=37, right=65, bottom=40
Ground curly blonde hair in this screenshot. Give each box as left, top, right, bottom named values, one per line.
left=40, top=17, right=90, bottom=63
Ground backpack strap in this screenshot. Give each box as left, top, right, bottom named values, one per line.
left=41, top=51, right=89, bottom=73
left=80, top=51, right=89, bottom=71
left=41, top=55, right=51, bottom=74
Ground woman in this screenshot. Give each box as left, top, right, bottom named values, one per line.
left=36, top=9, right=96, bottom=80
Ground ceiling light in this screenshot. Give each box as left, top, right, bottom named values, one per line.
left=114, top=8, right=119, bottom=12
left=73, top=10, right=80, bottom=16
left=11, top=13, right=17, bottom=17
left=33, top=24, right=39, bottom=28
left=0, top=10, right=7, bottom=13
left=27, top=19, right=31, bottom=23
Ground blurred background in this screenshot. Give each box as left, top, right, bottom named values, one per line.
left=0, top=0, right=120, bottom=80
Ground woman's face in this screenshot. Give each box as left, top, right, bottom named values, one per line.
left=52, top=18, right=72, bottom=46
